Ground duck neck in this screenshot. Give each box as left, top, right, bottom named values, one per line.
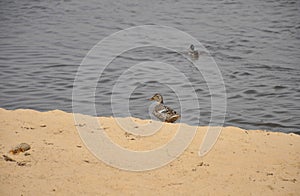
left=159, top=99, right=163, bottom=104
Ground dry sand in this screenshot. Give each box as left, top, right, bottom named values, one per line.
left=0, top=108, right=299, bottom=195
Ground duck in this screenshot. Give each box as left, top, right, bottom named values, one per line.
left=149, top=93, right=180, bottom=123
left=188, top=44, right=199, bottom=58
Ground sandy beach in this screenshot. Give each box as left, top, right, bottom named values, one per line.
left=0, top=108, right=299, bottom=195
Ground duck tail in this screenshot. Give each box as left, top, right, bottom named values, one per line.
left=166, top=114, right=180, bottom=123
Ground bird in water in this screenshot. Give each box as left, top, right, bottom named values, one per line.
left=149, top=93, right=180, bottom=123
left=188, top=44, right=199, bottom=59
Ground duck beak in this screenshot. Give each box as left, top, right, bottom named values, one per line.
left=148, top=97, right=154, bottom=101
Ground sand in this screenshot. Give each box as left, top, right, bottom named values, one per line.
left=0, top=108, right=299, bottom=195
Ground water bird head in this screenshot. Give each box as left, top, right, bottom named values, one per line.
left=189, top=44, right=195, bottom=51
left=149, top=93, right=164, bottom=104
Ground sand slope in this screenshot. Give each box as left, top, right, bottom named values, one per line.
left=0, top=108, right=299, bottom=195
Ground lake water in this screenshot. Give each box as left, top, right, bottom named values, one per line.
left=0, top=0, right=299, bottom=134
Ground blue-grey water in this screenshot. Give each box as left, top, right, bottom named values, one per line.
left=0, top=0, right=299, bottom=134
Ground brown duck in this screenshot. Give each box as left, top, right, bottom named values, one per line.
left=149, top=93, right=180, bottom=123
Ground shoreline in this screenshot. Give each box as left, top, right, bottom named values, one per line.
left=0, top=108, right=299, bottom=195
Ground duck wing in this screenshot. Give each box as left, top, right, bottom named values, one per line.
left=153, top=104, right=180, bottom=122
left=161, top=105, right=177, bottom=115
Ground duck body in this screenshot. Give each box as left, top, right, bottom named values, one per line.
left=153, top=103, right=180, bottom=123
left=188, top=44, right=199, bottom=59
left=149, top=93, right=180, bottom=123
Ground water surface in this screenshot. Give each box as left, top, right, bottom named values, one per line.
left=0, top=0, right=299, bottom=133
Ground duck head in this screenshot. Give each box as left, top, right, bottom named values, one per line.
left=189, top=44, right=195, bottom=51
left=149, top=93, right=164, bottom=104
